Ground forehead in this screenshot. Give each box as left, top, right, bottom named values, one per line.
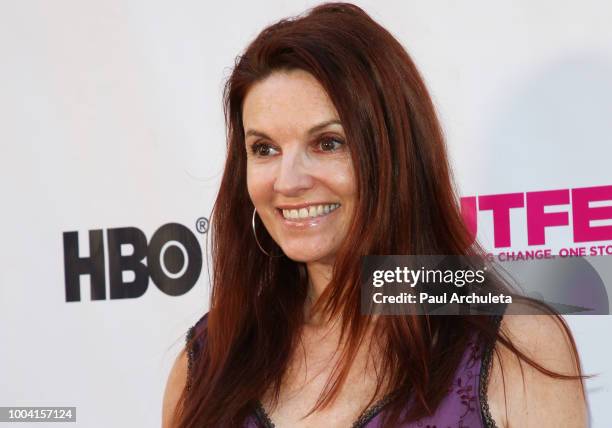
left=242, top=69, right=340, bottom=135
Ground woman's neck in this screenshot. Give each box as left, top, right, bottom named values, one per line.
left=304, top=260, right=336, bottom=327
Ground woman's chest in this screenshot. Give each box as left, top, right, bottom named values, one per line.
left=259, top=335, right=389, bottom=427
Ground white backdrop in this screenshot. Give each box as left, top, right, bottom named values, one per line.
left=1, top=1, right=610, bottom=426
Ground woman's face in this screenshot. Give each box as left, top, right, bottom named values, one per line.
left=243, top=69, right=356, bottom=265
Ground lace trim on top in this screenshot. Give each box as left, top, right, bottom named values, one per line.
left=349, top=392, right=397, bottom=428
left=478, top=314, right=503, bottom=428
left=254, top=390, right=398, bottom=428
left=254, top=401, right=274, bottom=428
left=185, top=325, right=198, bottom=393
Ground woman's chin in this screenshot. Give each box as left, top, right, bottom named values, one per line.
left=280, top=246, right=336, bottom=265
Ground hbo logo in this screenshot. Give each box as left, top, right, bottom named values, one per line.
left=63, top=223, right=203, bottom=302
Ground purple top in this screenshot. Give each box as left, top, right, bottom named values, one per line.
left=186, top=315, right=500, bottom=428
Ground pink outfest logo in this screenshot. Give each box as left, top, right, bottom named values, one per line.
left=461, top=184, right=612, bottom=252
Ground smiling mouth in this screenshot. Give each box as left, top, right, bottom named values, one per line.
left=278, top=203, right=340, bottom=220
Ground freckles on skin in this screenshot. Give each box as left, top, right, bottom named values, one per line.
left=242, top=73, right=334, bottom=143
left=241, top=69, right=357, bottom=264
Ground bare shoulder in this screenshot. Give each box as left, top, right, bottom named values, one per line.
left=162, top=349, right=188, bottom=428
left=485, top=313, right=588, bottom=428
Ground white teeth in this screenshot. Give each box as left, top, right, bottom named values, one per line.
left=281, top=203, right=340, bottom=220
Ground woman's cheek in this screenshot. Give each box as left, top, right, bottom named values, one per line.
left=247, top=164, right=275, bottom=204
left=319, top=159, right=356, bottom=195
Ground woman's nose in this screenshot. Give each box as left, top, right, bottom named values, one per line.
left=273, top=149, right=314, bottom=196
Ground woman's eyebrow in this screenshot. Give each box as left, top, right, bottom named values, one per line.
left=244, top=119, right=342, bottom=140
left=305, top=119, right=342, bottom=136
left=244, top=129, right=271, bottom=140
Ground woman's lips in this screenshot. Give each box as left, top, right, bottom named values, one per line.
left=274, top=206, right=339, bottom=229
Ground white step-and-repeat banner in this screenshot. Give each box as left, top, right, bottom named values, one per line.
left=1, top=1, right=610, bottom=426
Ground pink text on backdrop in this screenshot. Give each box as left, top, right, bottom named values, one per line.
left=461, top=184, right=612, bottom=248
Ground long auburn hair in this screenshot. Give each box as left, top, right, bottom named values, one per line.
left=174, top=3, right=586, bottom=427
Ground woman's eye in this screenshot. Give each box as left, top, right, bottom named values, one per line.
left=318, top=136, right=345, bottom=152
left=250, top=142, right=278, bottom=157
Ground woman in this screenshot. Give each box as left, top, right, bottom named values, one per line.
left=163, top=3, right=588, bottom=427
